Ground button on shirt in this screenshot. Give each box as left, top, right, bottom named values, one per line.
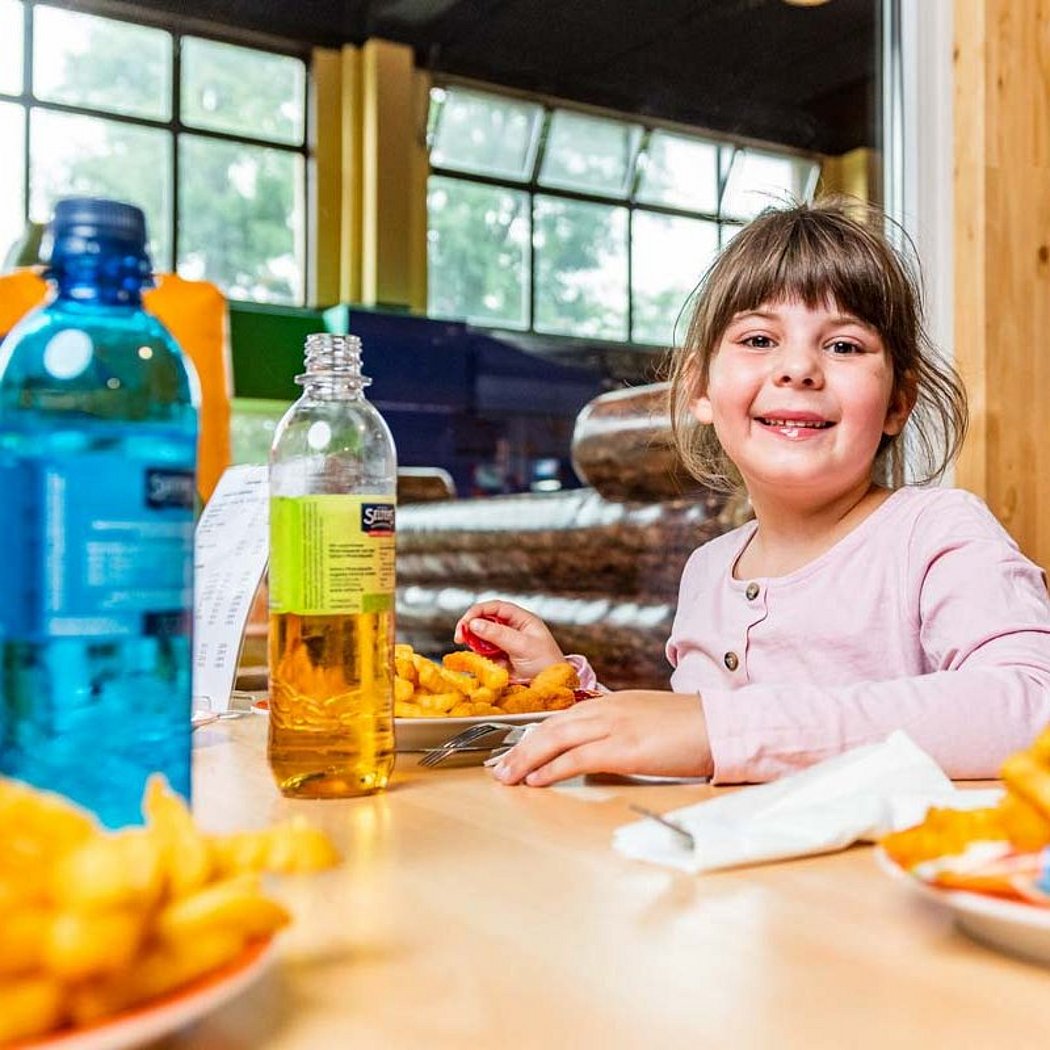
left=664, top=486, right=1050, bottom=784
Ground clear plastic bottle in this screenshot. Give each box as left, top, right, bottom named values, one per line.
left=268, top=332, right=397, bottom=798
left=0, top=198, right=198, bottom=827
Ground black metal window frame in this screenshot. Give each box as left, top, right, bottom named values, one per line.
left=427, top=84, right=824, bottom=345
left=0, top=0, right=312, bottom=303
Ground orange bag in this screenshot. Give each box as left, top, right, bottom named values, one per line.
left=0, top=269, right=231, bottom=502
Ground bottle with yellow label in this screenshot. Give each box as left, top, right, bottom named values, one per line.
left=267, top=332, right=397, bottom=798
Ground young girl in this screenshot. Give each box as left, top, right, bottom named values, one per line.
left=457, top=199, right=1050, bottom=787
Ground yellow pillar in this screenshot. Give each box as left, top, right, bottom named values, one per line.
left=310, top=39, right=429, bottom=312
left=311, top=46, right=343, bottom=306
left=953, top=0, right=1050, bottom=566
left=819, top=147, right=878, bottom=204
left=360, top=39, right=429, bottom=312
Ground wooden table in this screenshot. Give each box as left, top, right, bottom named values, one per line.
left=178, top=716, right=1048, bottom=1049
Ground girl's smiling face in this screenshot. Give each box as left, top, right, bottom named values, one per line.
left=690, top=296, right=911, bottom=502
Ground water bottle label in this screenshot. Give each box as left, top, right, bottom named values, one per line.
left=0, top=452, right=194, bottom=638
left=269, top=495, right=395, bottom=616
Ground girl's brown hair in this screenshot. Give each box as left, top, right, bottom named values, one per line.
left=668, top=197, right=968, bottom=492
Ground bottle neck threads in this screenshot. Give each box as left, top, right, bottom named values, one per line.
left=296, top=333, right=372, bottom=399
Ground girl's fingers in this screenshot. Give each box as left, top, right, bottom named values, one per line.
left=491, top=709, right=607, bottom=784
left=522, top=740, right=619, bottom=787
left=453, top=600, right=529, bottom=643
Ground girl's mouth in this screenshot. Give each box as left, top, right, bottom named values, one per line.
left=756, top=417, right=834, bottom=439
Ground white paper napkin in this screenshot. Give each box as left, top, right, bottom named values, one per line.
left=612, top=731, right=1002, bottom=873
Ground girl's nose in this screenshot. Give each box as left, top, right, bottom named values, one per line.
left=772, top=345, right=823, bottom=388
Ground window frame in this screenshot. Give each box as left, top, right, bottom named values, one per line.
left=0, top=0, right=312, bottom=305
left=426, top=80, right=821, bottom=347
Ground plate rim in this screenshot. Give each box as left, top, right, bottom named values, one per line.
left=20, top=937, right=275, bottom=1050
left=875, top=845, right=1050, bottom=929
left=395, top=710, right=551, bottom=753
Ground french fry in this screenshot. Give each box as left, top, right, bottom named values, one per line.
left=143, top=775, right=212, bottom=899
left=0, top=774, right=340, bottom=1042
left=0, top=975, right=65, bottom=1044
left=44, top=907, right=146, bottom=981
left=994, top=791, right=1050, bottom=852
left=51, top=827, right=164, bottom=912
left=418, top=691, right=461, bottom=714
left=68, top=927, right=247, bottom=1026
left=392, top=644, right=584, bottom=718
left=154, top=873, right=289, bottom=945
left=210, top=816, right=342, bottom=876
left=0, top=907, right=50, bottom=978
left=881, top=721, right=1050, bottom=868
left=442, top=650, right=510, bottom=692
left=414, top=656, right=471, bottom=696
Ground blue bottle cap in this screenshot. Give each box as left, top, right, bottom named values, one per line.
left=51, top=197, right=147, bottom=252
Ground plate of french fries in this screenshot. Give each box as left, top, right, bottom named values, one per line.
left=0, top=775, right=340, bottom=1047
left=394, top=644, right=596, bottom=752
left=877, top=725, right=1050, bottom=965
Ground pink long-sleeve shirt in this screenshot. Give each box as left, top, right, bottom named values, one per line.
left=661, top=485, right=1050, bottom=783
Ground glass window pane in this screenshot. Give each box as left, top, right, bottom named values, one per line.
left=720, top=222, right=743, bottom=248
left=33, top=7, right=171, bottom=121
left=429, top=87, right=541, bottom=181
left=533, top=196, right=627, bottom=340
left=635, top=131, right=719, bottom=213
left=631, top=213, right=718, bottom=346
left=427, top=175, right=529, bottom=329
left=181, top=38, right=305, bottom=146
left=537, top=110, right=641, bottom=197
left=29, top=110, right=172, bottom=268
left=178, top=135, right=304, bottom=305
left=0, top=101, right=25, bottom=266
left=721, top=149, right=819, bottom=221
left=0, top=0, right=23, bottom=97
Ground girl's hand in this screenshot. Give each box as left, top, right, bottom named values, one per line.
left=453, top=600, right=565, bottom=680
left=489, top=691, right=713, bottom=786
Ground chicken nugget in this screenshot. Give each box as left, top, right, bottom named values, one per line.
left=500, top=689, right=543, bottom=714
left=530, top=661, right=579, bottom=693
left=443, top=651, right=509, bottom=692
left=540, top=688, right=576, bottom=711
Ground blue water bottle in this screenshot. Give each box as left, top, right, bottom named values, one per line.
left=0, top=198, right=198, bottom=827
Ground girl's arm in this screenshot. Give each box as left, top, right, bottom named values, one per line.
left=702, top=501, right=1050, bottom=783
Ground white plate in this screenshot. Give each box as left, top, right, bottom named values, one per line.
left=876, top=847, right=1050, bottom=966
left=24, top=938, right=274, bottom=1049
left=396, top=711, right=551, bottom=752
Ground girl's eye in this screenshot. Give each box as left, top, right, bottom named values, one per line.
left=827, top=339, right=863, bottom=355
left=741, top=334, right=775, bottom=349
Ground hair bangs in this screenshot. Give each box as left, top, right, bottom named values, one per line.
left=705, top=210, right=905, bottom=345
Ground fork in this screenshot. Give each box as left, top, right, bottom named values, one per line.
left=418, top=722, right=522, bottom=768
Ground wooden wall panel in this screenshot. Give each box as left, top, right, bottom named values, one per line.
left=954, top=0, right=1050, bottom=569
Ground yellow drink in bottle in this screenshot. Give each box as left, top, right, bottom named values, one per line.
left=267, top=334, right=396, bottom=798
